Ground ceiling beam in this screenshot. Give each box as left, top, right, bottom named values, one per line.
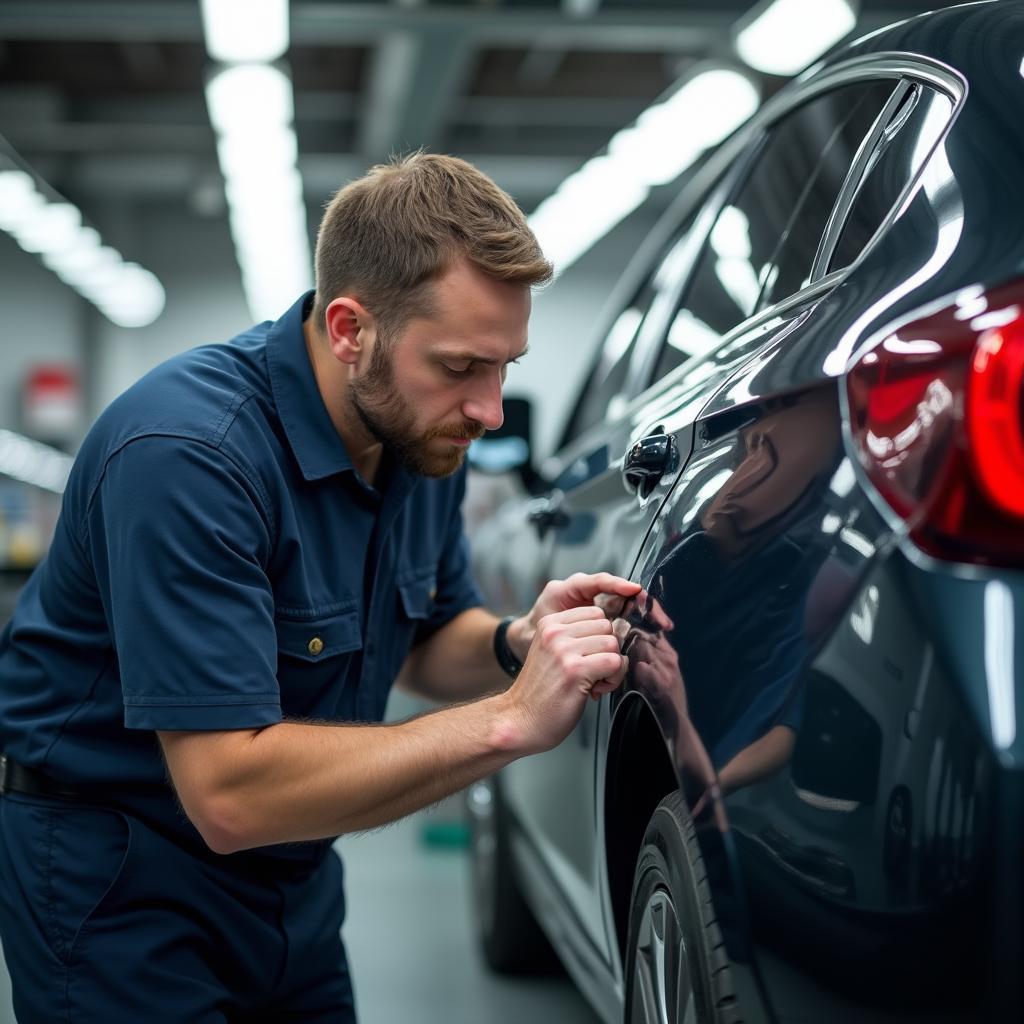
left=459, top=95, right=646, bottom=128
left=0, top=1, right=733, bottom=51
left=358, top=24, right=476, bottom=162
left=56, top=151, right=583, bottom=206
left=2, top=121, right=212, bottom=154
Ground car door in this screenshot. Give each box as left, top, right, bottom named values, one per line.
left=504, top=74, right=910, bottom=978
left=497, top=201, right=716, bottom=977
left=624, top=72, right=960, bottom=1019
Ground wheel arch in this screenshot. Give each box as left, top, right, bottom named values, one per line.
left=603, top=692, right=680, bottom=961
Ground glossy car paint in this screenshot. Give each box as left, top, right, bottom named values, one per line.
left=471, top=4, right=1024, bottom=1022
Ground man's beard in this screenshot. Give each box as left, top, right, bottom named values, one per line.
left=349, top=342, right=484, bottom=478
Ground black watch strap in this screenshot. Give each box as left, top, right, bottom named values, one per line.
left=493, top=615, right=523, bottom=679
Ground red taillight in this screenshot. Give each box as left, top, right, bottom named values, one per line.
left=847, top=281, right=1024, bottom=568
left=967, top=320, right=1024, bottom=517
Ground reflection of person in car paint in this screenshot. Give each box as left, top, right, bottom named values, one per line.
left=636, top=389, right=842, bottom=798
left=626, top=598, right=715, bottom=775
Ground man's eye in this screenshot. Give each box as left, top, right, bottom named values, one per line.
left=443, top=363, right=472, bottom=376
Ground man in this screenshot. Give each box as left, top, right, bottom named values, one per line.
left=0, top=153, right=638, bottom=1022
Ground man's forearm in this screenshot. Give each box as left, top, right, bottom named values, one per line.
left=397, top=607, right=530, bottom=703
left=161, top=692, right=524, bottom=854
left=161, top=579, right=636, bottom=856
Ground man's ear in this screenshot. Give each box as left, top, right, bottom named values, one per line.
left=324, top=297, right=376, bottom=366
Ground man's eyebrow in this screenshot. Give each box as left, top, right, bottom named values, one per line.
left=434, top=345, right=530, bottom=366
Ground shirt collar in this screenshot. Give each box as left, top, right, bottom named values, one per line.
left=265, top=292, right=418, bottom=502
left=265, top=291, right=358, bottom=482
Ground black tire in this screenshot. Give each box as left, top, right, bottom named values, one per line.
left=624, top=791, right=742, bottom=1024
left=466, top=775, right=560, bottom=974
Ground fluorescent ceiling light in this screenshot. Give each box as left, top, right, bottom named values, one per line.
left=0, top=429, right=74, bottom=494
left=207, top=61, right=311, bottom=323
left=735, top=0, right=857, bottom=76
left=0, top=167, right=164, bottom=327
left=225, top=165, right=304, bottom=208
left=217, top=127, right=297, bottom=177
left=530, top=66, right=759, bottom=276
left=0, top=170, right=44, bottom=231
left=606, top=70, right=757, bottom=189
left=664, top=70, right=761, bottom=149
left=200, top=0, right=289, bottom=64
left=96, top=267, right=167, bottom=329
left=52, top=244, right=120, bottom=286
left=41, top=227, right=101, bottom=272
left=12, top=202, right=81, bottom=254
left=206, top=64, right=294, bottom=134
left=530, top=159, right=649, bottom=272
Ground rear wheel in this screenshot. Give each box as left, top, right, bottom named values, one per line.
left=625, top=791, right=741, bottom=1023
left=467, top=775, right=559, bottom=973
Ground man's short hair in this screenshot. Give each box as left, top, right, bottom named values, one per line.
left=311, top=152, right=553, bottom=337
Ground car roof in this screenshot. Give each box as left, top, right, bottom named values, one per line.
left=826, top=1, right=1022, bottom=92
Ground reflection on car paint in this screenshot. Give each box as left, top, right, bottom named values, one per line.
left=615, top=382, right=997, bottom=1016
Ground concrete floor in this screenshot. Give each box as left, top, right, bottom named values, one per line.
left=0, top=807, right=600, bottom=1023
left=342, top=810, right=601, bottom=1023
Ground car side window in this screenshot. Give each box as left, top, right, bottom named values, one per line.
left=562, top=211, right=699, bottom=445
left=827, top=86, right=955, bottom=272
left=758, top=81, right=896, bottom=308
left=650, top=81, right=896, bottom=385
left=561, top=279, right=657, bottom=445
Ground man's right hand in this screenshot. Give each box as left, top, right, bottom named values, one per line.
left=499, top=604, right=627, bottom=755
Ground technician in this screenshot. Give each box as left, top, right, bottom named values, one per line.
left=0, top=153, right=638, bottom=1022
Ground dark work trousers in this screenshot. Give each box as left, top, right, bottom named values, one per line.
left=0, top=793, right=356, bottom=1023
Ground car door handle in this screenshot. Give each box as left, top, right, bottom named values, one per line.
left=623, top=433, right=675, bottom=497
left=527, top=494, right=570, bottom=537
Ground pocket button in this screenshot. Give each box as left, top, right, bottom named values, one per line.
left=308, top=637, right=324, bottom=656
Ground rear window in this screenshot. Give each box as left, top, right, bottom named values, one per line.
left=828, top=86, right=955, bottom=272
left=650, top=80, right=895, bottom=385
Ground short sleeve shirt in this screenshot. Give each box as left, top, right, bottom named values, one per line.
left=0, top=292, right=483, bottom=871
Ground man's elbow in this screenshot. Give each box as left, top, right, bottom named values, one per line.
left=159, top=727, right=266, bottom=855
left=180, top=787, right=256, bottom=855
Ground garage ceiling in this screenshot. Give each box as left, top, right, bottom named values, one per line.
left=0, top=1, right=941, bottom=220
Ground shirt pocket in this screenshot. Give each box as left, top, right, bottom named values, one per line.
left=397, top=566, right=438, bottom=621
left=275, top=607, right=363, bottom=662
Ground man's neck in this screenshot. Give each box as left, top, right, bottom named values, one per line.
left=301, top=318, right=384, bottom=486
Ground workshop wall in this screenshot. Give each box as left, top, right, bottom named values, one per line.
left=3, top=202, right=658, bottom=462
left=0, top=231, right=83, bottom=435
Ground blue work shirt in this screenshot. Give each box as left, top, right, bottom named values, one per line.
left=0, top=291, right=482, bottom=872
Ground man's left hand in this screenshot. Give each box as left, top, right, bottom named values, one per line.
left=507, top=572, right=641, bottom=663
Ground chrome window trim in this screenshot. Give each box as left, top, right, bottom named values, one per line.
left=551, top=52, right=965, bottom=462
left=808, top=80, right=917, bottom=284
left=820, top=83, right=956, bottom=282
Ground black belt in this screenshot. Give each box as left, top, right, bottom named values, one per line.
left=0, top=754, right=88, bottom=800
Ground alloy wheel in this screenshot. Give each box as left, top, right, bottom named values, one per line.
left=631, top=887, right=697, bottom=1024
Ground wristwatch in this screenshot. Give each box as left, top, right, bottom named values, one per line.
left=493, top=615, right=523, bottom=679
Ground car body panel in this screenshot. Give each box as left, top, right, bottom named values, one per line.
left=470, top=4, right=1024, bottom=1021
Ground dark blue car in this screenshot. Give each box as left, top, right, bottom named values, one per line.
left=467, top=3, right=1024, bottom=1022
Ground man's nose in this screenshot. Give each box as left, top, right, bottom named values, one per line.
left=463, top=376, right=504, bottom=432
